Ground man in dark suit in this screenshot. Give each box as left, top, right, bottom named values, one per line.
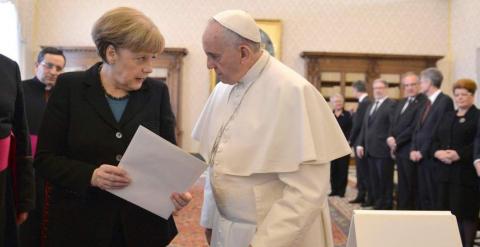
left=348, top=80, right=373, bottom=206
left=20, top=47, right=65, bottom=247
left=0, top=53, right=35, bottom=247
left=356, top=79, right=396, bottom=209
left=410, top=68, right=454, bottom=210
left=387, top=72, right=426, bottom=210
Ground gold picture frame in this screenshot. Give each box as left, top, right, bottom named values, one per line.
left=209, top=19, right=283, bottom=90
left=255, top=19, right=282, bottom=60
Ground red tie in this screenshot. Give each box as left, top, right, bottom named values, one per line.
left=421, top=100, right=432, bottom=123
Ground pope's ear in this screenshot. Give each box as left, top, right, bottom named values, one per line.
left=239, top=45, right=252, bottom=61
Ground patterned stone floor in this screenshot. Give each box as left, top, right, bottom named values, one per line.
left=170, top=170, right=361, bottom=247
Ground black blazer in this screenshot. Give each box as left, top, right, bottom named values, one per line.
left=334, top=109, right=352, bottom=140
left=389, top=94, right=427, bottom=158
left=474, top=115, right=480, bottom=161
left=357, top=98, right=397, bottom=158
left=23, top=77, right=48, bottom=135
left=0, top=54, right=35, bottom=243
left=34, top=63, right=177, bottom=247
left=431, top=107, right=479, bottom=186
left=411, top=92, right=454, bottom=158
left=349, top=96, right=371, bottom=146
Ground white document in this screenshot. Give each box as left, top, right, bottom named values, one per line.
left=108, top=125, right=208, bottom=219
left=346, top=210, right=462, bottom=247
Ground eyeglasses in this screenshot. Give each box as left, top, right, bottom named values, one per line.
left=41, top=61, right=64, bottom=72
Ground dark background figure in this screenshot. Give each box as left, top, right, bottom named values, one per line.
left=431, top=79, right=479, bottom=247
left=329, top=94, right=352, bottom=197
left=356, top=79, right=396, bottom=210
left=20, top=47, right=65, bottom=247
left=410, top=68, right=454, bottom=210
left=33, top=7, right=190, bottom=247
left=348, top=80, right=373, bottom=206
left=387, top=72, right=426, bottom=210
left=0, top=53, right=35, bottom=247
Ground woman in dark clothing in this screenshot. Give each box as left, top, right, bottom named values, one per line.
left=432, top=79, right=479, bottom=247
left=329, top=93, right=352, bottom=197
left=0, top=54, right=35, bottom=247
left=33, top=7, right=191, bottom=247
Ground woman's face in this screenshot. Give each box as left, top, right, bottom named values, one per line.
left=331, top=96, right=344, bottom=111
left=108, top=47, right=157, bottom=91
left=453, top=88, right=474, bottom=110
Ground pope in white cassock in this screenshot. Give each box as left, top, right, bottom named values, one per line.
left=192, top=9, right=351, bottom=247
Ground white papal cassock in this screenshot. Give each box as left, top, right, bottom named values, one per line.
left=192, top=50, right=351, bottom=247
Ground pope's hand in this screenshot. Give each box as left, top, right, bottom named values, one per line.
left=91, top=164, right=131, bottom=190
left=171, top=191, right=193, bottom=213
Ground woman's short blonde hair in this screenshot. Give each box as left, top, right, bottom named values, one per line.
left=91, top=7, right=164, bottom=62
left=330, top=93, right=345, bottom=102
left=453, top=78, right=477, bottom=95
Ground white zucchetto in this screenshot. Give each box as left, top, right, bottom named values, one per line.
left=212, top=9, right=261, bottom=43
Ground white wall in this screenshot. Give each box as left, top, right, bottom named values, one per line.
left=20, top=0, right=449, bottom=151
left=450, top=0, right=480, bottom=102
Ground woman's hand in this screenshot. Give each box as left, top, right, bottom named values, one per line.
left=170, top=191, right=193, bottom=213
left=91, top=164, right=131, bottom=190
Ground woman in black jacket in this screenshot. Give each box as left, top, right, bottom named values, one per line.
left=432, top=79, right=479, bottom=247
left=329, top=93, right=352, bottom=197
left=34, top=7, right=191, bottom=247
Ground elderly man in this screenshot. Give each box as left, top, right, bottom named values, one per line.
left=410, top=68, right=453, bottom=210
left=387, top=72, right=426, bottom=210
left=20, top=47, right=65, bottom=247
left=193, top=10, right=350, bottom=247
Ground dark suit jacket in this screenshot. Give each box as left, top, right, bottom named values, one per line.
left=0, top=54, right=35, bottom=245
left=357, top=98, right=397, bottom=158
left=431, top=106, right=479, bottom=186
left=23, top=77, right=48, bottom=135
left=349, top=96, right=371, bottom=146
left=411, top=92, right=454, bottom=159
left=34, top=63, right=177, bottom=247
left=389, top=94, right=427, bottom=158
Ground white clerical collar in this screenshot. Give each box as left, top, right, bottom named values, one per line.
left=359, top=94, right=368, bottom=103
left=428, top=89, right=441, bottom=104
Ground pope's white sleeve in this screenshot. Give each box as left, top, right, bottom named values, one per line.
left=250, top=162, right=331, bottom=247
left=200, top=167, right=217, bottom=228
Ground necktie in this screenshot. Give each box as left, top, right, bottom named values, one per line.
left=421, top=99, right=432, bottom=123
left=401, top=97, right=413, bottom=114
left=370, top=101, right=379, bottom=116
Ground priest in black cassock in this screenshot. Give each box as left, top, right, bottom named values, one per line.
left=0, top=53, right=35, bottom=247
left=19, top=47, right=65, bottom=247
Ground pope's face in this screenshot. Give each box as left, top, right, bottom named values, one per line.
left=202, top=22, right=245, bottom=84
